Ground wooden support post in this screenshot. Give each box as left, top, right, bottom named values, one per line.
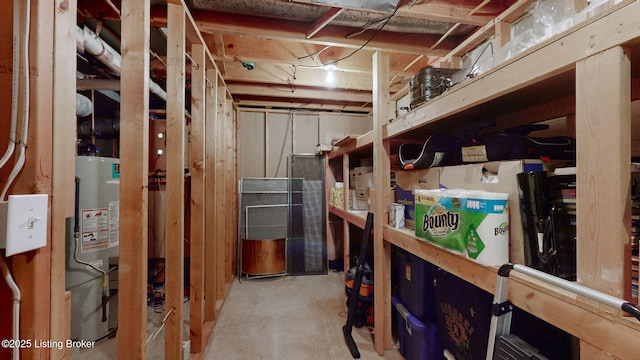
left=118, top=0, right=150, bottom=358
left=225, top=99, right=235, bottom=285
left=7, top=1, right=55, bottom=358
left=204, top=69, right=218, bottom=320
left=52, top=0, right=77, bottom=358
left=342, top=153, right=350, bottom=274
left=372, top=51, right=392, bottom=355
left=215, top=82, right=227, bottom=297
left=189, top=43, right=206, bottom=354
left=166, top=3, right=186, bottom=359
left=576, top=46, right=631, bottom=357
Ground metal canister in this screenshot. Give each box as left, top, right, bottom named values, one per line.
left=409, top=66, right=454, bottom=109
left=389, top=203, right=405, bottom=229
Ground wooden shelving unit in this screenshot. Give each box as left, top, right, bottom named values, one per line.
left=326, top=1, right=640, bottom=358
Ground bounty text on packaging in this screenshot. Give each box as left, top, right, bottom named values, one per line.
left=414, top=189, right=509, bottom=266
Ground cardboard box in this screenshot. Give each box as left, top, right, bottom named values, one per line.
left=438, top=160, right=528, bottom=264
left=395, top=169, right=440, bottom=230
left=353, top=189, right=369, bottom=211
left=354, top=166, right=373, bottom=189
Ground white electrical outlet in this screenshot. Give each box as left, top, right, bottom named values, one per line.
left=0, top=194, right=49, bottom=256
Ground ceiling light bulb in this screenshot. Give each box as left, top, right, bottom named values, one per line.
left=157, top=132, right=164, bottom=139
left=156, top=149, right=164, bottom=155
left=326, top=71, right=335, bottom=83
left=324, top=64, right=336, bottom=71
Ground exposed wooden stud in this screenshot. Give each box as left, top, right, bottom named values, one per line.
left=576, top=46, right=630, bottom=311
left=215, top=81, right=227, bottom=299
left=224, top=97, right=232, bottom=284
left=372, top=50, right=392, bottom=355
left=7, top=1, right=55, bottom=357
left=495, top=19, right=511, bottom=48
left=228, top=99, right=238, bottom=284
left=118, top=0, right=150, bottom=357
left=165, top=3, right=186, bottom=359
left=204, top=69, right=219, bottom=321
left=189, top=43, right=207, bottom=354
left=342, top=153, right=350, bottom=274
left=51, top=0, right=77, bottom=358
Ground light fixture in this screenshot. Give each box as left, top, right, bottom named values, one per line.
left=156, top=149, right=164, bottom=155
left=157, top=132, right=164, bottom=139
left=324, top=64, right=336, bottom=71
left=326, top=71, right=335, bottom=83
left=324, top=63, right=336, bottom=84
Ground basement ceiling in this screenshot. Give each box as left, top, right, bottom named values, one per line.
left=77, top=0, right=515, bottom=113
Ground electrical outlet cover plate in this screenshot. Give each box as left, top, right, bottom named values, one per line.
left=5, top=194, right=48, bottom=256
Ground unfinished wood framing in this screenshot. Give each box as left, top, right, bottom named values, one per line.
left=118, top=0, right=150, bottom=357
left=7, top=1, right=55, bottom=357
left=319, top=2, right=640, bottom=358
left=225, top=98, right=236, bottom=285
left=372, top=51, right=392, bottom=355
left=51, top=0, right=77, bottom=358
left=342, top=154, right=350, bottom=274
left=204, top=68, right=219, bottom=321
left=575, top=46, right=631, bottom=357
left=165, top=3, right=187, bottom=359
left=215, top=82, right=227, bottom=300
left=189, top=43, right=207, bottom=353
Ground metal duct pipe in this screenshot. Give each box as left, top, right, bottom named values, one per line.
left=76, top=26, right=167, bottom=101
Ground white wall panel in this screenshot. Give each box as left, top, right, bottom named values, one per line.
left=238, top=111, right=265, bottom=177
left=266, top=112, right=292, bottom=177
left=293, top=113, right=319, bottom=154
left=319, top=112, right=372, bottom=145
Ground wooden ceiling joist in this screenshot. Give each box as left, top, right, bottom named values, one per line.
left=306, top=7, right=344, bottom=38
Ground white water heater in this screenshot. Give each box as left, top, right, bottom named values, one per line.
left=65, top=156, right=120, bottom=342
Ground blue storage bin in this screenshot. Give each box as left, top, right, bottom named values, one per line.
left=392, top=295, right=443, bottom=360
left=396, top=247, right=438, bottom=322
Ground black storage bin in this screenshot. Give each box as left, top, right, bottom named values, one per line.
left=433, top=268, right=493, bottom=360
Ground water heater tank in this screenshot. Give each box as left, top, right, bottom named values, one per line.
left=65, top=156, right=120, bottom=342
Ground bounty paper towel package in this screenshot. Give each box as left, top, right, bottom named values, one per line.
left=414, top=189, right=509, bottom=266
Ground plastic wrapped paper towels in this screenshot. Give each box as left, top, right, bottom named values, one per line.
left=414, top=189, right=509, bottom=266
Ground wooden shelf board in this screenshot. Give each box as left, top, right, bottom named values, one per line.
left=327, top=130, right=374, bottom=159
left=386, top=0, right=639, bottom=140
left=328, top=206, right=367, bottom=229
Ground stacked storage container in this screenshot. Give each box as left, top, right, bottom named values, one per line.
left=433, top=268, right=494, bottom=359
left=392, top=246, right=443, bottom=360
left=433, top=268, right=573, bottom=359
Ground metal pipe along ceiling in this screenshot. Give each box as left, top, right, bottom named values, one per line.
left=76, top=26, right=168, bottom=101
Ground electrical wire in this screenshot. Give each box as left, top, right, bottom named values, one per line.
left=1, top=0, right=31, bottom=202
left=0, top=255, right=20, bottom=360
left=293, top=3, right=401, bottom=71
left=0, top=0, right=21, bottom=170
left=0, top=4, right=30, bottom=358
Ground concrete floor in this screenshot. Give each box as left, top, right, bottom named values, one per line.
left=72, top=272, right=403, bottom=359
left=201, top=272, right=403, bottom=360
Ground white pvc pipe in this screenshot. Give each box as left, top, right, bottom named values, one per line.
left=77, top=25, right=167, bottom=101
